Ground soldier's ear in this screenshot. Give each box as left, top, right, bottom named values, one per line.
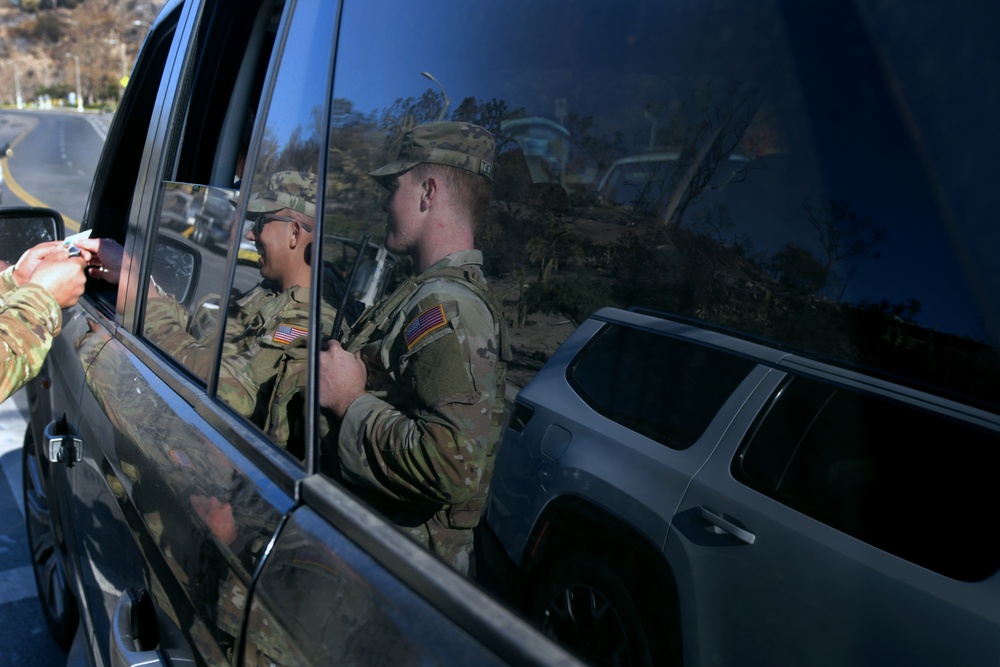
left=420, top=176, right=437, bottom=211
left=289, top=221, right=307, bottom=248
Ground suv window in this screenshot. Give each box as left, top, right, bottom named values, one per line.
left=569, top=324, right=755, bottom=449
left=141, top=0, right=280, bottom=384
left=136, top=0, right=338, bottom=458
left=307, top=0, right=998, bottom=412
left=737, top=375, right=1000, bottom=582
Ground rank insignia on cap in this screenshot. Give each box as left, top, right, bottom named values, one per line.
left=405, top=304, right=447, bottom=350
left=273, top=322, right=308, bottom=344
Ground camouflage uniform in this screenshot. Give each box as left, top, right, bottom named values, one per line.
left=332, top=123, right=510, bottom=575
left=145, top=171, right=335, bottom=451
left=0, top=265, right=62, bottom=403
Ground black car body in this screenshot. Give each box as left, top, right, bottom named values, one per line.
left=6, top=0, right=998, bottom=666
left=12, top=1, right=577, bottom=665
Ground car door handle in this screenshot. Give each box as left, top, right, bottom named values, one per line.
left=44, top=418, right=82, bottom=466
left=699, top=506, right=756, bottom=545
left=111, top=589, right=167, bottom=667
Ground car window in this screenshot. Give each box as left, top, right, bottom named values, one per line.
left=140, top=0, right=280, bottom=385
left=737, top=375, right=1000, bottom=582
left=311, top=0, right=997, bottom=413
left=569, top=323, right=756, bottom=449
left=211, top=0, right=340, bottom=459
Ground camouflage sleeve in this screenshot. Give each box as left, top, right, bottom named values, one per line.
left=214, top=332, right=284, bottom=424
left=338, top=291, right=499, bottom=505
left=143, top=288, right=210, bottom=375
left=0, top=282, right=63, bottom=403
left=1, top=265, right=17, bottom=295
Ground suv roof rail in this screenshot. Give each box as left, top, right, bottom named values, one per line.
left=624, top=306, right=999, bottom=414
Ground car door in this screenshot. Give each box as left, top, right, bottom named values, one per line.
left=65, top=0, right=308, bottom=663
left=667, top=370, right=1000, bottom=667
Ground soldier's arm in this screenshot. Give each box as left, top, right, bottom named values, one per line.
left=143, top=287, right=216, bottom=379
left=0, top=265, right=17, bottom=295
left=337, top=296, right=499, bottom=505
left=0, top=283, right=63, bottom=403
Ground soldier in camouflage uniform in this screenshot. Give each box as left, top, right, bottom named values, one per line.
left=1, top=241, right=86, bottom=403
left=319, top=122, right=510, bottom=575
left=83, top=172, right=346, bottom=454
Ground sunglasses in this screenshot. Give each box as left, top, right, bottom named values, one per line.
left=252, top=214, right=313, bottom=236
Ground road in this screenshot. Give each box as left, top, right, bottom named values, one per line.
left=0, top=108, right=111, bottom=666
left=0, top=109, right=110, bottom=228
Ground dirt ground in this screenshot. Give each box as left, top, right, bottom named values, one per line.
left=501, top=300, right=578, bottom=390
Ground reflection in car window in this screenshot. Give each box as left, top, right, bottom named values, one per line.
left=317, top=0, right=998, bottom=412
left=213, top=0, right=340, bottom=459
left=738, top=376, right=1000, bottom=582
left=570, top=324, right=755, bottom=449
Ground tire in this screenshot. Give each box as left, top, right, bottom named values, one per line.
left=528, top=551, right=677, bottom=667
left=22, top=426, right=79, bottom=648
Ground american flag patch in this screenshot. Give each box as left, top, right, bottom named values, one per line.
left=169, top=449, right=192, bottom=467
left=273, top=323, right=308, bottom=344
left=405, top=304, right=447, bottom=350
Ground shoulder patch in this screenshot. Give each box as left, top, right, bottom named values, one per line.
left=404, top=304, right=447, bottom=350
left=169, top=449, right=192, bottom=467
left=273, top=322, right=308, bottom=344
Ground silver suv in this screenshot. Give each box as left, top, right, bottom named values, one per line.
left=483, top=307, right=1000, bottom=667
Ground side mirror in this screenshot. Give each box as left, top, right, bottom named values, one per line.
left=150, top=234, right=201, bottom=307
left=0, top=207, right=64, bottom=270
left=0, top=142, right=12, bottom=158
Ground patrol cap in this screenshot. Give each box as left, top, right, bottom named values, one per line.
left=247, top=171, right=318, bottom=217
left=369, top=122, right=495, bottom=186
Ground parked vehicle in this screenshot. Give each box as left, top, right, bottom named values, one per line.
left=483, top=307, right=1000, bottom=667
left=9, top=0, right=578, bottom=665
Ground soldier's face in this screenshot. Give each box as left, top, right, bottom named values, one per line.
left=248, top=208, right=311, bottom=284
left=383, top=171, right=425, bottom=256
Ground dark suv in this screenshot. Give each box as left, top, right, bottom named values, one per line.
left=484, top=307, right=1000, bottom=666
left=4, top=0, right=998, bottom=665
left=9, top=0, right=579, bottom=665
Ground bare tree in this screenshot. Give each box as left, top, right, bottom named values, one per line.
left=803, top=196, right=886, bottom=274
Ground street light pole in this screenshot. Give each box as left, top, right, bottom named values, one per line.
left=14, top=65, right=23, bottom=110
left=421, top=71, right=450, bottom=122
left=66, top=54, right=83, bottom=112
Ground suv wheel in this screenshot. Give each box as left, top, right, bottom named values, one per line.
left=528, top=552, right=672, bottom=667
left=22, top=427, right=79, bottom=648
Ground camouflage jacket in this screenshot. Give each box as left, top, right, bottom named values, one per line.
left=144, top=281, right=314, bottom=447
left=0, top=266, right=62, bottom=403
left=334, top=250, right=510, bottom=574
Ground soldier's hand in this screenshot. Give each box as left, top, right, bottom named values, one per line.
left=12, top=241, right=71, bottom=287
left=75, top=237, right=124, bottom=285
left=29, top=255, right=87, bottom=308
left=318, top=340, right=367, bottom=418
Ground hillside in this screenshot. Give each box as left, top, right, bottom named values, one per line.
left=0, top=1, right=162, bottom=110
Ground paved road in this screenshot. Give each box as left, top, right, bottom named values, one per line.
left=0, top=390, right=68, bottom=666
left=0, top=108, right=112, bottom=667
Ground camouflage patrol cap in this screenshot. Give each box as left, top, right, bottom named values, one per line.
left=369, top=122, right=495, bottom=186
left=247, top=171, right=318, bottom=217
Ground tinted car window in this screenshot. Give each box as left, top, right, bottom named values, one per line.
left=569, top=324, right=755, bottom=449
left=738, top=375, right=1000, bottom=581
left=312, top=0, right=999, bottom=414
left=141, top=0, right=280, bottom=383
left=212, top=0, right=336, bottom=458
